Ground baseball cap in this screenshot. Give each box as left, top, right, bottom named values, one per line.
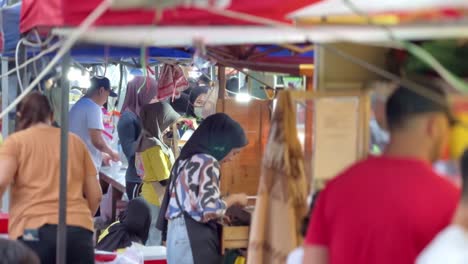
left=386, top=77, right=458, bottom=127
left=89, top=76, right=117, bottom=97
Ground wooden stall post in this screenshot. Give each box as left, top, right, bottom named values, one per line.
left=219, top=100, right=270, bottom=196
left=302, top=67, right=314, bottom=183
left=217, top=65, right=226, bottom=113
left=218, top=66, right=226, bottom=99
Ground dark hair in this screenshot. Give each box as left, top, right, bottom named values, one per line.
left=460, top=150, right=468, bottom=200
left=385, top=78, right=450, bottom=131
left=96, top=197, right=151, bottom=252
left=17, top=92, right=53, bottom=131
left=0, top=238, right=40, bottom=264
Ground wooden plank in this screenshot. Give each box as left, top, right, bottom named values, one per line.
left=304, top=76, right=314, bottom=184
left=220, top=99, right=270, bottom=196
left=313, top=97, right=361, bottom=180
left=99, top=172, right=125, bottom=193
left=222, top=226, right=250, bottom=253
left=223, top=226, right=249, bottom=240
left=290, top=89, right=363, bottom=100
left=223, top=240, right=249, bottom=250
left=314, top=43, right=388, bottom=92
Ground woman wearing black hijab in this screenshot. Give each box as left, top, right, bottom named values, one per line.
left=96, top=197, right=152, bottom=252
left=171, top=86, right=209, bottom=119
left=136, top=102, right=180, bottom=246
left=170, top=93, right=192, bottom=116
left=159, top=113, right=249, bottom=264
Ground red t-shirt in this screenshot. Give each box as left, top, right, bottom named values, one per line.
left=305, top=156, right=460, bottom=264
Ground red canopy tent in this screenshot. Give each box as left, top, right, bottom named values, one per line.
left=20, top=0, right=317, bottom=75
left=20, top=0, right=316, bottom=34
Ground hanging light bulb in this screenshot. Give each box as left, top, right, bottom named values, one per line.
left=67, top=68, right=81, bottom=81
left=236, top=92, right=251, bottom=103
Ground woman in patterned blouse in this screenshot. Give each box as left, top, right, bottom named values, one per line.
left=163, top=113, right=249, bottom=264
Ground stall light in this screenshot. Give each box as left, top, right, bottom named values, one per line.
left=67, top=68, right=81, bottom=81
left=79, top=78, right=91, bottom=88
left=68, top=68, right=91, bottom=88
left=297, top=131, right=305, bottom=147
left=236, top=92, right=251, bottom=103
left=189, top=70, right=202, bottom=79
left=128, top=74, right=135, bottom=82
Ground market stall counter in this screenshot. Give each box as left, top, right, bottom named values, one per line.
left=99, top=165, right=126, bottom=222
left=95, top=246, right=167, bottom=264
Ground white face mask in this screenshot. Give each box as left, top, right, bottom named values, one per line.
left=194, top=107, right=204, bottom=118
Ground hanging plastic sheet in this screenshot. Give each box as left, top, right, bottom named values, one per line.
left=157, top=64, right=189, bottom=101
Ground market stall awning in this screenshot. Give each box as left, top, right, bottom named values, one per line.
left=206, top=44, right=314, bottom=75
left=52, top=26, right=308, bottom=47
left=20, top=0, right=315, bottom=34
left=0, top=3, right=21, bottom=54
left=68, top=45, right=192, bottom=64
left=52, top=23, right=468, bottom=46
left=289, top=0, right=468, bottom=18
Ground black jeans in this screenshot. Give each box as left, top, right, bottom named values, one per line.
left=19, top=224, right=94, bottom=264
left=126, top=182, right=142, bottom=200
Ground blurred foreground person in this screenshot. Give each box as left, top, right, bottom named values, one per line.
left=97, top=197, right=152, bottom=252
left=0, top=238, right=39, bottom=264
left=303, top=79, right=460, bottom=264
left=0, top=93, right=102, bottom=264
left=417, top=149, right=468, bottom=264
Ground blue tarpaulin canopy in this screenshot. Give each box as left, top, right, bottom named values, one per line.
left=1, top=3, right=21, bottom=55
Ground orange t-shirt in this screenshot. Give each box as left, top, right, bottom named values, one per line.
left=0, top=126, right=98, bottom=239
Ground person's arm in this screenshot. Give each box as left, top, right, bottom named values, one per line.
left=225, top=193, right=248, bottom=208
left=89, top=129, right=119, bottom=161
left=87, top=105, right=119, bottom=161
left=302, top=246, right=328, bottom=264
left=81, top=139, right=102, bottom=215
left=302, top=189, right=330, bottom=264
left=83, top=172, right=102, bottom=215
left=197, top=159, right=247, bottom=221
left=117, top=114, right=138, bottom=160
left=0, top=159, right=16, bottom=197
left=0, top=138, right=18, bottom=198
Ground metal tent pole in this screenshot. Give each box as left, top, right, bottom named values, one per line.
left=57, top=53, right=71, bottom=264
left=2, top=58, right=9, bottom=139
left=210, top=66, right=216, bottom=81
left=1, top=57, right=10, bottom=212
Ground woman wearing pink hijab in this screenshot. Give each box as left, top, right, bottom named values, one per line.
left=117, top=76, right=158, bottom=200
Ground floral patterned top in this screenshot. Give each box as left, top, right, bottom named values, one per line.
left=166, top=153, right=227, bottom=222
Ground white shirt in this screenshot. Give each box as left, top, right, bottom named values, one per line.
left=417, top=225, right=468, bottom=264
left=69, top=97, right=104, bottom=170
left=287, top=247, right=303, bottom=264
